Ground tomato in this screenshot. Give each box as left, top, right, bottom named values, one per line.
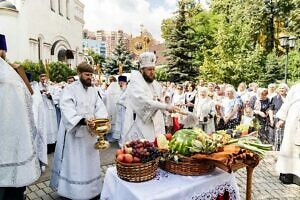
left=165, top=133, right=172, bottom=141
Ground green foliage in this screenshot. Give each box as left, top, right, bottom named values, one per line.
left=259, top=51, right=284, bottom=87
left=287, top=50, right=300, bottom=83
left=21, top=60, right=76, bottom=83
left=48, top=62, right=77, bottom=83
left=21, top=60, right=45, bottom=81
left=86, top=49, right=105, bottom=66
left=155, top=66, right=169, bottom=82
left=104, top=39, right=136, bottom=75
left=161, top=0, right=299, bottom=85
left=164, top=0, right=198, bottom=82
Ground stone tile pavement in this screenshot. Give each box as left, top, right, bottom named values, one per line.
left=25, top=151, right=300, bottom=200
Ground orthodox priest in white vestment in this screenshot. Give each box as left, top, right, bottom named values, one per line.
left=121, top=52, right=176, bottom=145
left=276, top=83, right=300, bottom=184
left=0, top=54, right=40, bottom=197
left=50, top=62, right=108, bottom=200
left=105, top=81, right=122, bottom=141
left=38, top=74, right=58, bottom=146
left=31, top=81, right=48, bottom=167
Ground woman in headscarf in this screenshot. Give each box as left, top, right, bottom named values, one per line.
left=218, top=86, right=239, bottom=130
left=269, top=83, right=289, bottom=150
left=194, top=87, right=216, bottom=133
left=253, top=88, right=272, bottom=144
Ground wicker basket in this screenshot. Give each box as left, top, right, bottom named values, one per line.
left=160, top=157, right=215, bottom=176
left=116, top=158, right=159, bottom=182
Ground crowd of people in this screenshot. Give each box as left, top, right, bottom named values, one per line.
left=1, top=33, right=299, bottom=200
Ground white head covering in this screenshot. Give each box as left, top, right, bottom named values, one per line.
left=139, top=51, right=156, bottom=68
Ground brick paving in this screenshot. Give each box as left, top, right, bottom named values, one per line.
left=25, top=151, right=300, bottom=200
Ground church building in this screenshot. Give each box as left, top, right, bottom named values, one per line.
left=0, top=0, right=85, bottom=68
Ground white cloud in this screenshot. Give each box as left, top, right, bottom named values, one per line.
left=80, top=0, right=177, bottom=42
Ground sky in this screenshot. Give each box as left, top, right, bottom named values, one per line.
left=80, top=0, right=178, bottom=42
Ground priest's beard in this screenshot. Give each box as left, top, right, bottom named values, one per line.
left=80, top=76, right=92, bottom=87
left=142, top=72, right=155, bottom=83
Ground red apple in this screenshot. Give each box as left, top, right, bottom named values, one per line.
left=132, top=157, right=141, bottom=163
left=116, top=154, right=125, bottom=162
left=124, top=154, right=133, bottom=163
left=116, top=149, right=124, bottom=156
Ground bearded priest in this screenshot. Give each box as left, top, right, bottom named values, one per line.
left=50, top=62, right=108, bottom=200
left=121, top=52, right=177, bottom=145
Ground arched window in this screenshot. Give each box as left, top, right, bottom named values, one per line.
left=38, top=37, right=43, bottom=61
left=58, top=0, right=62, bottom=15
left=50, top=0, right=54, bottom=11
left=66, top=0, right=69, bottom=19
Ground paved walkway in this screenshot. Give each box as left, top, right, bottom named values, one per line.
left=25, top=150, right=300, bottom=200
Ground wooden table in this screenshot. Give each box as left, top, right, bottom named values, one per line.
left=191, top=145, right=260, bottom=200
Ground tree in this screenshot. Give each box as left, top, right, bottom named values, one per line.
left=22, top=60, right=76, bottom=82
left=155, top=66, right=169, bottom=82
left=21, top=60, right=45, bottom=81
left=164, top=0, right=198, bottom=82
left=258, top=51, right=284, bottom=87
left=86, top=48, right=105, bottom=66
left=199, top=0, right=296, bottom=86
left=104, top=39, right=135, bottom=75
left=48, top=62, right=77, bottom=83
left=161, top=0, right=299, bottom=85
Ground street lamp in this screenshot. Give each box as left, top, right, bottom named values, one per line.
left=279, top=34, right=297, bottom=84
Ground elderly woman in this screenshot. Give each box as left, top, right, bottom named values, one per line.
left=218, top=86, right=240, bottom=130
left=253, top=88, right=272, bottom=144
left=194, top=87, right=216, bottom=133
left=269, top=83, right=289, bottom=150
left=267, top=83, right=277, bottom=100
left=237, top=82, right=250, bottom=104
left=207, top=82, right=215, bottom=98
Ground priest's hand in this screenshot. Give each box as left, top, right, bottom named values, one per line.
left=86, top=119, right=96, bottom=130
left=166, top=105, right=177, bottom=113
left=276, top=120, right=285, bottom=128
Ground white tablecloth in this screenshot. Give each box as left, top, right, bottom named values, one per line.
left=101, top=167, right=240, bottom=200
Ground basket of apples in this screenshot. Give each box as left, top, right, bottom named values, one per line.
left=115, top=139, right=161, bottom=182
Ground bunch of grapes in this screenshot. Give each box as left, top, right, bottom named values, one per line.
left=126, top=140, right=161, bottom=163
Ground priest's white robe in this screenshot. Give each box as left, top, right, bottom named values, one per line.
left=50, top=81, right=108, bottom=200
left=39, top=82, right=58, bottom=144
left=105, top=82, right=122, bottom=140
left=115, top=90, right=127, bottom=146
left=276, top=83, right=300, bottom=177
left=0, top=57, right=40, bottom=187
left=121, top=70, right=167, bottom=145
left=31, top=81, right=48, bottom=166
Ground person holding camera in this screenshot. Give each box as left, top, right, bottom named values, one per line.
left=194, top=87, right=216, bottom=133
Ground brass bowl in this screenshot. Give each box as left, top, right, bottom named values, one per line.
left=91, top=118, right=110, bottom=150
